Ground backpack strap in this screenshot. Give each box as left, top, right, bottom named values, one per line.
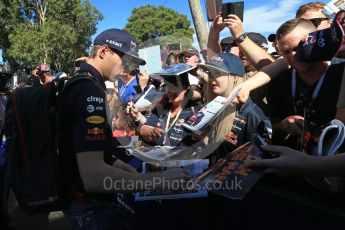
left=59, top=72, right=105, bottom=97
left=12, top=90, right=29, bottom=165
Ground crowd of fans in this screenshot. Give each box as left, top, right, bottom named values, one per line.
left=1, top=1, right=345, bottom=229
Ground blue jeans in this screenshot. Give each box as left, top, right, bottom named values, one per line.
left=64, top=197, right=125, bottom=230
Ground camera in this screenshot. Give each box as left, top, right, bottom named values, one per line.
left=167, top=43, right=181, bottom=51
left=221, top=1, right=244, bottom=22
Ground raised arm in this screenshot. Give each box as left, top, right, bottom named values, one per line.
left=225, top=14, right=275, bottom=69
left=207, top=15, right=227, bottom=59
left=236, top=58, right=289, bottom=103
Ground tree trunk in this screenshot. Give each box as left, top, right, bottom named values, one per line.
left=188, top=0, right=208, bottom=50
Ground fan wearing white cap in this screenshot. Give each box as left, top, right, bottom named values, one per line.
left=196, top=53, right=271, bottom=160
left=140, top=63, right=201, bottom=146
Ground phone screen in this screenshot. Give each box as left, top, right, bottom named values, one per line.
left=221, top=1, right=244, bottom=22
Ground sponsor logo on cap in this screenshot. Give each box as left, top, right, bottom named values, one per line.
left=106, top=39, right=123, bottom=48
left=317, top=31, right=325, bottom=47
left=86, top=115, right=105, bottom=124
left=331, top=26, right=339, bottom=40
left=212, top=56, right=224, bottom=63
left=130, top=40, right=137, bottom=49
left=318, top=38, right=325, bottom=47
left=302, top=34, right=316, bottom=46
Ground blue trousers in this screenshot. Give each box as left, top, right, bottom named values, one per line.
left=64, top=197, right=126, bottom=230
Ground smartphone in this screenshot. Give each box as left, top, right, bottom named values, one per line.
left=221, top=1, right=244, bottom=22
left=253, top=134, right=268, bottom=148
left=253, top=134, right=278, bottom=159
left=168, top=43, right=181, bottom=51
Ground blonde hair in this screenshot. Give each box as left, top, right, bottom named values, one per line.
left=199, top=74, right=243, bottom=157
left=295, top=2, right=326, bottom=18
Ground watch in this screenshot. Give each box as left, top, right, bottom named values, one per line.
left=234, top=33, right=248, bottom=44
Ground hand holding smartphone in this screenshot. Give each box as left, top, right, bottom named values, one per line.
left=253, top=134, right=279, bottom=159
left=221, top=1, right=244, bottom=22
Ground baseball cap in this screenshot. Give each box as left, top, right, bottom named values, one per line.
left=220, top=33, right=268, bottom=49
left=181, top=48, right=200, bottom=58
left=247, top=32, right=268, bottom=49
left=93, top=28, right=146, bottom=65
left=198, top=53, right=245, bottom=77
left=268, top=33, right=276, bottom=43
left=296, top=17, right=344, bottom=62
left=105, top=81, right=115, bottom=90
left=220, top=36, right=235, bottom=45
left=55, top=72, right=67, bottom=80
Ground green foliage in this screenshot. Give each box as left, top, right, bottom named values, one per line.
left=124, top=5, right=194, bottom=49
left=0, top=0, right=103, bottom=72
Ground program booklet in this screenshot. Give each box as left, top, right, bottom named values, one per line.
left=134, top=84, right=165, bottom=112
left=134, top=159, right=209, bottom=201
left=322, top=0, right=345, bottom=20
left=181, top=87, right=241, bottom=135
left=194, top=142, right=265, bottom=200
left=131, top=145, right=193, bottom=162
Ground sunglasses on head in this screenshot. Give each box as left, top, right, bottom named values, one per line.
left=221, top=43, right=237, bottom=53
left=309, top=17, right=329, bottom=28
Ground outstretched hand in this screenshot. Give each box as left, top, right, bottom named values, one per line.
left=245, top=145, right=314, bottom=175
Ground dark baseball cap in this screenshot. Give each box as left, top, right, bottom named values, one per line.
left=220, top=33, right=268, bottom=49
left=268, top=33, right=276, bottom=42
left=94, top=29, right=146, bottom=65
left=296, top=18, right=344, bottom=62
left=247, top=32, right=268, bottom=49
left=181, top=48, right=200, bottom=58
left=198, top=53, right=245, bottom=77
left=220, top=36, right=235, bottom=45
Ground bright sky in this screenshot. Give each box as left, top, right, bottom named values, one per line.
left=0, top=0, right=330, bottom=63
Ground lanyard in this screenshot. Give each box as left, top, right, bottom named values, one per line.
left=291, top=66, right=328, bottom=114
left=163, top=108, right=182, bottom=145
left=165, top=109, right=182, bottom=132
left=119, top=76, right=136, bottom=97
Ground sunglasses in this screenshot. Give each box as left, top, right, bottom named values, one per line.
left=309, top=17, right=329, bottom=28
left=221, top=43, right=237, bottom=53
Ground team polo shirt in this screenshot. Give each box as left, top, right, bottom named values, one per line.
left=58, top=62, right=116, bottom=198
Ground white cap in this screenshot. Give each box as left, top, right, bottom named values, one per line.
left=55, top=72, right=67, bottom=79
left=105, top=81, right=115, bottom=89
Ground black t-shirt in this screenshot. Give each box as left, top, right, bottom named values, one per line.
left=58, top=63, right=115, bottom=198
left=267, top=63, right=344, bottom=148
